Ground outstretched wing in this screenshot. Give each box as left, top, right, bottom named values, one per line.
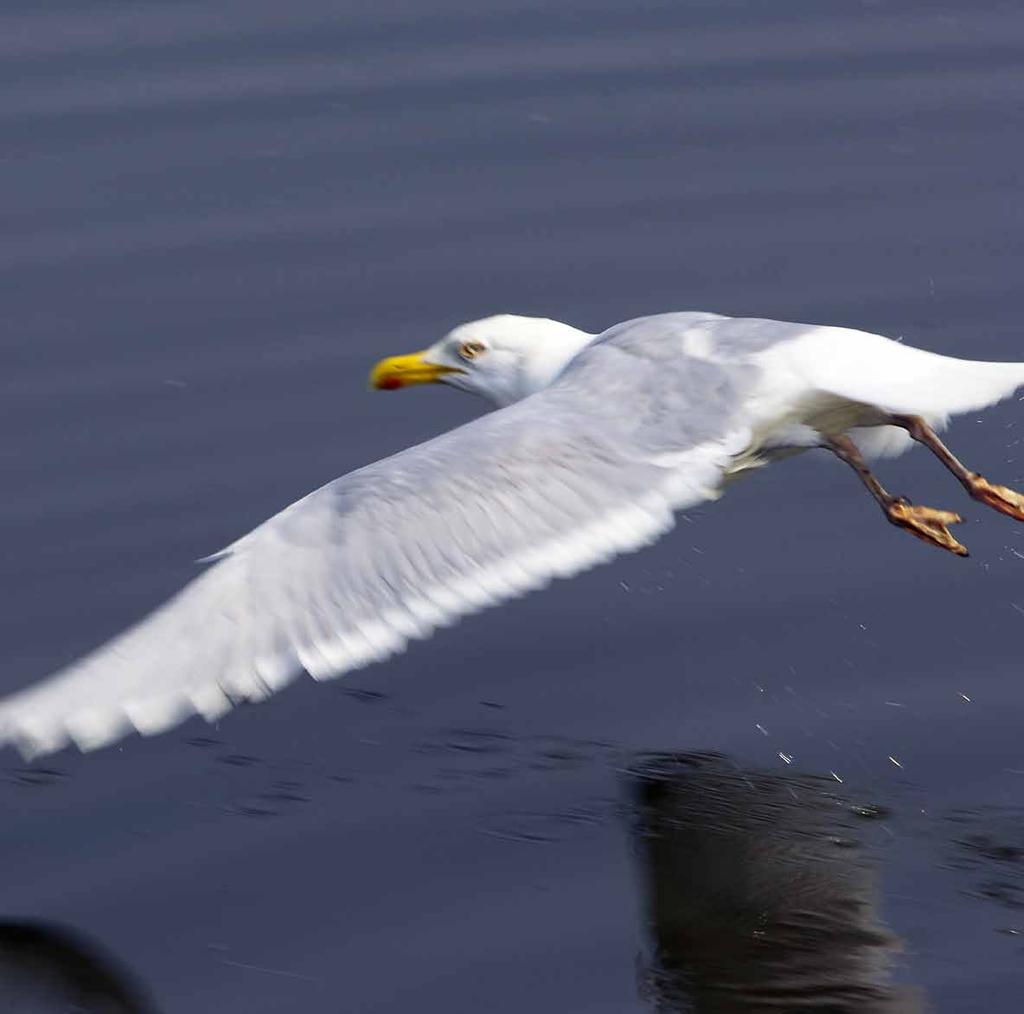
left=0, top=341, right=754, bottom=757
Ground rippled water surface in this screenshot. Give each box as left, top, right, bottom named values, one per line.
left=3, top=1, right=1024, bottom=1010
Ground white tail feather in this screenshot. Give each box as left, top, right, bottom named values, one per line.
left=784, top=327, right=1024, bottom=419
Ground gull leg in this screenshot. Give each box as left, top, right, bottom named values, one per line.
left=891, top=414, right=1024, bottom=522
left=826, top=434, right=968, bottom=556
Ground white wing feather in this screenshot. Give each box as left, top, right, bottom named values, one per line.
left=0, top=341, right=753, bottom=758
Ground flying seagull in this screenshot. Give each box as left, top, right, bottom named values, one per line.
left=3, top=311, right=1024, bottom=758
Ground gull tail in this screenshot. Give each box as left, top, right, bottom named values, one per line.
left=810, top=334, right=1024, bottom=418
left=918, top=355, right=1024, bottom=417
left=780, top=327, right=1024, bottom=459
left=856, top=353, right=1024, bottom=459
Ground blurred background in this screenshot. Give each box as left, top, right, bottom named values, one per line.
left=2, top=0, right=1024, bottom=1010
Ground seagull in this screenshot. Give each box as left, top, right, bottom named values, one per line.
left=3, top=311, right=1024, bottom=758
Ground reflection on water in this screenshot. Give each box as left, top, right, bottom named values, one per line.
left=0, top=920, right=154, bottom=1013
left=627, top=753, right=926, bottom=1013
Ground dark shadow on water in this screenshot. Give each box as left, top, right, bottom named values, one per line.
left=0, top=920, right=155, bottom=1013
left=626, top=753, right=927, bottom=1013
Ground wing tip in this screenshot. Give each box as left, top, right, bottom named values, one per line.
left=0, top=651, right=319, bottom=762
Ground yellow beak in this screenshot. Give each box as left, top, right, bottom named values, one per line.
left=369, top=351, right=460, bottom=391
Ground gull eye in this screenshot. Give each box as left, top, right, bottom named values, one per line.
left=457, top=340, right=486, bottom=361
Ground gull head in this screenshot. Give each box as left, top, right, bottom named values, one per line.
left=369, top=314, right=593, bottom=407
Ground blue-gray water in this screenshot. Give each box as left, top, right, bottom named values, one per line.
left=3, top=1, right=1024, bottom=1010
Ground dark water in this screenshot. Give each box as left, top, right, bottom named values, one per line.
left=3, top=1, right=1024, bottom=1010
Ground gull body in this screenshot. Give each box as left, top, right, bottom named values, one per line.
left=4, top=311, right=1024, bottom=758
left=390, top=311, right=1021, bottom=460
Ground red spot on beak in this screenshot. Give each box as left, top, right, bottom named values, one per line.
left=379, top=376, right=403, bottom=391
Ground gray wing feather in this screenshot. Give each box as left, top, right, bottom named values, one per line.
left=0, top=340, right=754, bottom=757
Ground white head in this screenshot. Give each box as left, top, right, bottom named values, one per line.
left=369, top=314, right=594, bottom=407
